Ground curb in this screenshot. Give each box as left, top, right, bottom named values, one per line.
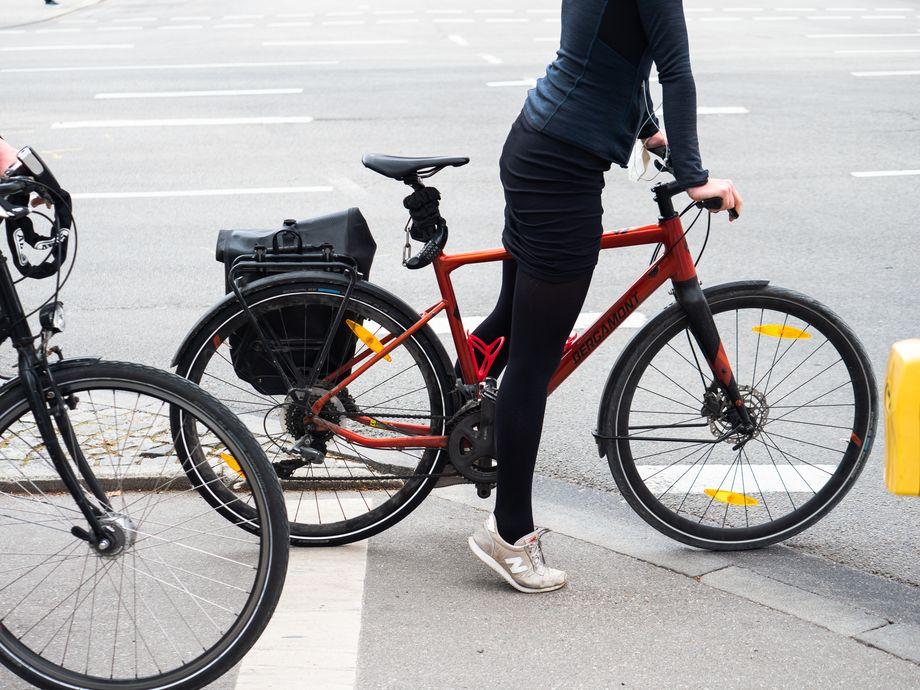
left=0, top=0, right=107, bottom=30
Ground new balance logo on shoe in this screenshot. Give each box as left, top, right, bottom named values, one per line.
left=504, top=556, right=528, bottom=574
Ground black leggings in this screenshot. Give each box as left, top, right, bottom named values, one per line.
left=465, top=260, right=593, bottom=544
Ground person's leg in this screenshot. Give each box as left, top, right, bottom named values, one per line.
left=492, top=268, right=593, bottom=544
left=454, top=258, right=517, bottom=380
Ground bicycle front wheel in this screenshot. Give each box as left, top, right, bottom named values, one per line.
left=598, top=283, right=877, bottom=550
left=0, top=361, right=288, bottom=690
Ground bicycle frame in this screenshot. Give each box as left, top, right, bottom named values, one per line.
left=311, top=187, right=753, bottom=449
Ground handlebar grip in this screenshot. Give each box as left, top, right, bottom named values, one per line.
left=728, top=208, right=740, bottom=221
left=700, top=196, right=740, bottom=221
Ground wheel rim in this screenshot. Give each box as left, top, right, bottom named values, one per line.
left=613, top=295, right=873, bottom=544
left=0, top=375, right=273, bottom=687
left=184, top=288, right=447, bottom=541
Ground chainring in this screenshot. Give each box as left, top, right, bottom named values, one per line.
left=447, top=404, right=498, bottom=484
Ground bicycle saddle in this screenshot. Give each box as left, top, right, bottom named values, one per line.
left=362, top=153, right=470, bottom=181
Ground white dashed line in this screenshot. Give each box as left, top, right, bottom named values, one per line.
left=52, top=116, right=315, bottom=129
left=851, top=170, right=920, bottom=177
left=216, top=24, right=257, bottom=29
left=376, top=19, right=418, bottom=24
left=852, top=69, right=920, bottom=76
left=157, top=25, right=203, bottom=30
left=94, top=88, right=303, bottom=100
left=697, top=107, right=749, bottom=114
left=0, top=43, right=134, bottom=51
left=480, top=54, right=503, bottom=64
left=836, top=48, right=920, bottom=53
left=2, top=60, right=335, bottom=74
left=448, top=35, right=470, bottom=46
left=72, top=186, right=333, bottom=200
left=807, top=31, right=920, bottom=37
left=487, top=78, right=537, bottom=87
left=263, top=39, right=408, bottom=46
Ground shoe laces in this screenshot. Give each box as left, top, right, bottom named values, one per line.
left=522, top=528, right=550, bottom=572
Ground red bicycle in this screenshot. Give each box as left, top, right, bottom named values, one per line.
left=174, top=153, right=877, bottom=551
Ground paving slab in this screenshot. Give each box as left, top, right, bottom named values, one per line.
left=857, top=624, right=920, bottom=666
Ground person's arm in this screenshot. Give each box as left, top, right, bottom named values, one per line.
left=0, top=136, right=19, bottom=173
left=637, top=0, right=742, bottom=217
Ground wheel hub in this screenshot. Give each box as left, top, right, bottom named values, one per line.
left=705, top=385, right=769, bottom=444
left=94, top=512, right=137, bottom=557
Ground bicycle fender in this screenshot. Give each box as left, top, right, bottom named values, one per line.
left=594, top=280, right=769, bottom=457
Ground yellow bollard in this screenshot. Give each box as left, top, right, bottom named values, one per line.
left=885, top=339, right=920, bottom=496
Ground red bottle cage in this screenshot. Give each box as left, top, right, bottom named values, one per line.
left=466, top=333, right=505, bottom=383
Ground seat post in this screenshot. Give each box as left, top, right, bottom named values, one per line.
left=403, top=174, right=425, bottom=192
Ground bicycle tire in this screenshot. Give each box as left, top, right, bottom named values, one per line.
left=0, top=360, right=289, bottom=690
left=597, top=283, right=877, bottom=550
left=173, top=272, right=456, bottom=547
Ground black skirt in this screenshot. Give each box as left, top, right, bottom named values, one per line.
left=500, top=112, right=612, bottom=283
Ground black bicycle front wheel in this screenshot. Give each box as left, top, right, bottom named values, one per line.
left=598, top=283, right=877, bottom=550
left=0, top=360, right=288, bottom=690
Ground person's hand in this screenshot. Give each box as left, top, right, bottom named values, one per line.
left=643, top=131, right=668, bottom=150
left=0, top=139, right=19, bottom=175
left=687, top=178, right=744, bottom=221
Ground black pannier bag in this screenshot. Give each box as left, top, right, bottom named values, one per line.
left=215, top=208, right=377, bottom=396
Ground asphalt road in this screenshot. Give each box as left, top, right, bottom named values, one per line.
left=2, top=0, right=919, bottom=595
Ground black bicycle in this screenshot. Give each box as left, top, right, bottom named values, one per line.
left=0, top=148, right=288, bottom=689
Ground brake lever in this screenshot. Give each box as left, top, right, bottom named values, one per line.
left=0, top=195, right=29, bottom=221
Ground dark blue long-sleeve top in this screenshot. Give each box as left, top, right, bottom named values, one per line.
left=523, top=0, right=709, bottom=188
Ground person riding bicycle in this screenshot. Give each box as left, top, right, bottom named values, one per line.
left=467, top=0, right=744, bottom=593
left=0, top=137, right=18, bottom=173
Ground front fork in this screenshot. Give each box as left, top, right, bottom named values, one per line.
left=18, top=351, right=112, bottom=543
left=671, top=277, right=755, bottom=432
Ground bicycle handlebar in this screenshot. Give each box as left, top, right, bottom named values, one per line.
left=0, top=147, right=73, bottom=279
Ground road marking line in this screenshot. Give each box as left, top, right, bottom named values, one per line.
left=701, top=17, right=743, bottom=22
left=697, top=106, right=749, bottom=114
left=0, top=43, right=134, bottom=52
left=113, top=17, right=156, bottom=22
left=427, top=9, right=464, bottom=13
left=235, top=544, right=368, bottom=690
left=836, top=48, right=920, bottom=53
left=72, top=186, right=333, bottom=200
left=487, top=78, right=537, bottom=87
left=94, top=88, right=303, bottom=100
left=755, top=16, right=800, bottom=21
left=807, top=31, right=920, bottom=37
left=1, top=60, right=335, bottom=74
left=326, top=10, right=363, bottom=16
left=276, top=13, right=315, bottom=18
left=224, top=14, right=263, bottom=19
left=36, top=28, right=82, bottom=33
left=433, top=18, right=474, bottom=23
left=862, top=15, right=906, bottom=19
left=372, top=9, right=414, bottom=14
left=486, top=17, right=528, bottom=23
left=430, top=311, right=647, bottom=335
left=216, top=23, right=256, bottom=29
left=725, top=7, right=763, bottom=11
left=60, top=18, right=98, bottom=23
left=480, top=53, right=503, bottom=64
left=809, top=16, right=852, bottom=20
left=852, top=69, right=920, bottom=76
left=851, top=170, right=920, bottom=177
left=828, top=7, right=867, bottom=10
left=637, top=464, right=837, bottom=495
left=157, top=25, right=203, bottom=30
left=97, top=26, right=144, bottom=31
left=264, top=39, right=408, bottom=46
left=0, top=30, right=26, bottom=34
left=322, top=20, right=366, bottom=26
left=448, top=34, right=469, bottom=46
left=377, top=18, right=418, bottom=24
left=52, top=116, right=315, bottom=129
left=171, top=16, right=210, bottom=21
left=266, top=22, right=313, bottom=27
left=475, top=8, right=514, bottom=13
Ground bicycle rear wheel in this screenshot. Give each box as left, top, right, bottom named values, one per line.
left=174, top=273, right=456, bottom=546
left=598, top=283, right=876, bottom=550
left=0, top=361, right=288, bottom=689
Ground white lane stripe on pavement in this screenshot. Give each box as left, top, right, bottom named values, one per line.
left=264, top=39, right=408, bottom=46
left=430, top=311, right=647, bottom=335
left=835, top=48, right=920, bottom=53
left=94, top=88, right=304, bottom=99
left=2, top=60, right=336, bottom=74
left=696, top=106, right=749, bottom=114
left=851, top=170, right=920, bottom=178
left=807, top=31, right=920, bottom=37
left=235, top=542, right=368, bottom=689
left=0, top=43, right=134, bottom=51
left=637, top=464, right=837, bottom=495
left=52, top=116, right=315, bottom=129
left=852, top=70, right=920, bottom=76
left=72, top=187, right=333, bottom=200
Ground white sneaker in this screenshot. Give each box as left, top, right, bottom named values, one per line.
left=468, top=514, right=567, bottom=593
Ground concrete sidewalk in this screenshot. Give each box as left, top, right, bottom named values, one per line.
left=0, top=0, right=104, bottom=28
left=219, top=477, right=920, bottom=688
